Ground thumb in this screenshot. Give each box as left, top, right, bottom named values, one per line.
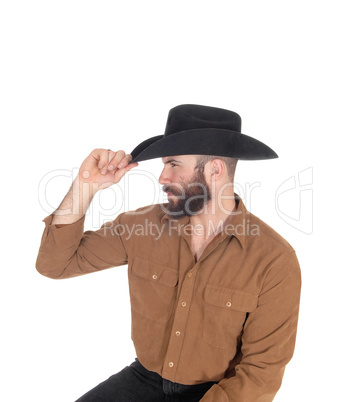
left=113, top=162, right=138, bottom=183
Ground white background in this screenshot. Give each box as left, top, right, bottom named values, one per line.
left=1, top=1, right=350, bottom=401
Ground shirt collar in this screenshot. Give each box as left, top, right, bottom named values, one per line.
left=160, top=193, right=248, bottom=250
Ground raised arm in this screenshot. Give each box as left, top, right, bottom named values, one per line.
left=36, top=148, right=138, bottom=279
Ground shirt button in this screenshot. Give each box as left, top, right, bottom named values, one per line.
left=188, top=272, right=193, bottom=277
left=181, top=302, right=186, bottom=307
left=226, top=301, right=232, bottom=307
left=152, top=274, right=157, bottom=280
left=175, top=331, right=181, bottom=336
left=169, top=362, right=174, bottom=367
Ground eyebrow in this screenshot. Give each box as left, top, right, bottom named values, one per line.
left=163, top=158, right=182, bottom=165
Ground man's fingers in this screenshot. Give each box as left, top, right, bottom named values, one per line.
left=124, top=162, right=138, bottom=171
left=117, top=153, right=133, bottom=168
left=97, top=149, right=113, bottom=172
left=90, top=149, right=135, bottom=177
left=107, top=152, right=132, bottom=172
left=106, top=150, right=125, bottom=171
left=113, top=161, right=138, bottom=183
left=99, top=149, right=123, bottom=174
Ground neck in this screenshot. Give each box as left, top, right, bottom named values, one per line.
left=189, top=188, right=237, bottom=240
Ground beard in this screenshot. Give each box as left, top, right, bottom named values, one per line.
left=162, top=169, right=212, bottom=220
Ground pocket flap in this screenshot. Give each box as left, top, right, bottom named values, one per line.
left=204, top=284, right=258, bottom=312
left=132, top=256, right=178, bottom=287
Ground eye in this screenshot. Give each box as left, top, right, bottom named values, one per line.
left=170, top=163, right=178, bottom=168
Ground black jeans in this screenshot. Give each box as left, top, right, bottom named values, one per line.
left=75, top=358, right=218, bottom=401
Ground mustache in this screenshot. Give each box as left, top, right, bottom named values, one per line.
left=162, top=182, right=208, bottom=195
left=162, top=185, right=182, bottom=195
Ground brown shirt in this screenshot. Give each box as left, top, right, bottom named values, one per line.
left=36, top=195, right=301, bottom=402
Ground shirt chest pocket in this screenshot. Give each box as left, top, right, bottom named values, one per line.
left=129, top=256, right=179, bottom=323
left=203, top=284, right=258, bottom=350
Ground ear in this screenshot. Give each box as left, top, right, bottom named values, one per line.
left=209, top=159, right=224, bottom=180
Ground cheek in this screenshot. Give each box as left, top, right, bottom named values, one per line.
left=170, top=174, right=181, bottom=185
left=169, top=175, right=186, bottom=190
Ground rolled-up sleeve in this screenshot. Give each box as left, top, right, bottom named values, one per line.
left=36, top=213, right=128, bottom=279
left=200, top=251, right=301, bottom=402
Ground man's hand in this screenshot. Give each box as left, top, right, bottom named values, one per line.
left=79, top=148, right=138, bottom=190
left=51, top=149, right=138, bottom=225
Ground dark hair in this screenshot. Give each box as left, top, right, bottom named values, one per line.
left=194, top=155, right=238, bottom=181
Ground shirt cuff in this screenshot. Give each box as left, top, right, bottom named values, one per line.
left=41, top=213, right=85, bottom=248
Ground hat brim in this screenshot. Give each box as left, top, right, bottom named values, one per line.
left=130, top=128, right=278, bottom=163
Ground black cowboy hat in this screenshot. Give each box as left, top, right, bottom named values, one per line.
left=130, top=104, right=278, bottom=163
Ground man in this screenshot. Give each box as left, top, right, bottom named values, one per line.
left=36, top=104, right=301, bottom=401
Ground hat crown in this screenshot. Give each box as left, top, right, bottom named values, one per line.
left=164, top=104, right=242, bottom=136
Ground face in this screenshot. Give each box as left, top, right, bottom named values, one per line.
left=159, top=155, right=212, bottom=219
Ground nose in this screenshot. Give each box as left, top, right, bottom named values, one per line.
left=158, top=167, right=171, bottom=185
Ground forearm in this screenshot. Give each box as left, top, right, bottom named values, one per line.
left=36, top=177, right=98, bottom=278
left=52, top=177, right=98, bottom=225
left=36, top=209, right=128, bottom=279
